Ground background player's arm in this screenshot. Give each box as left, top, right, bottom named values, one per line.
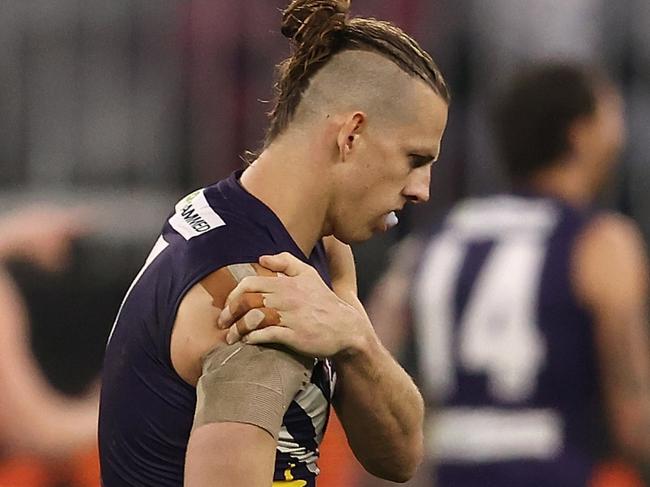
left=364, top=236, right=425, bottom=358
left=0, top=210, right=97, bottom=458
left=574, top=214, right=650, bottom=462
left=172, top=264, right=306, bottom=487
left=0, top=206, right=88, bottom=272
left=0, top=268, right=98, bottom=457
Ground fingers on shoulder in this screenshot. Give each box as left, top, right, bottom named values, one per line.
left=259, top=252, right=314, bottom=277
left=228, top=292, right=266, bottom=317
left=574, top=213, right=649, bottom=307
left=201, top=262, right=276, bottom=309
left=243, top=326, right=296, bottom=348
left=226, top=307, right=282, bottom=344
left=251, top=262, right=277, bottom=277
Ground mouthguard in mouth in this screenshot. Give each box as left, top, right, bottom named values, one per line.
left=385, top=211, right=399, bottom=229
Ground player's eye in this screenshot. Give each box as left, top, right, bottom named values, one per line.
left=409, top=154, right=435, bottom=168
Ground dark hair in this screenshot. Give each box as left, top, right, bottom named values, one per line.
left=493, top=62, right=606, bottom=182
left=265, top=0, right=450, bottom=145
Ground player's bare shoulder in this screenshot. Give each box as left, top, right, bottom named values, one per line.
left=572, top=212, right=649, bottom=309
left=171, top=263, right=276, bottom=385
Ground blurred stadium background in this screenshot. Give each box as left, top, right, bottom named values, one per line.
left=0, top=1, right=648, bottom=486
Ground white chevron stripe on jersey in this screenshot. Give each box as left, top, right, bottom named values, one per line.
left=294, top=381, right=329, bottom=443
left=277, top=382, right=329, bottom=474
left=322, top=359, right=337, bottom=401
left=277, top=425, right=320, bottom=473
left=449, top=196, right=558, bottom=239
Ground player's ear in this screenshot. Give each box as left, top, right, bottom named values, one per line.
left=567, top=115, right=595, bottom=159
left=337, top=112, right=366, bottom=161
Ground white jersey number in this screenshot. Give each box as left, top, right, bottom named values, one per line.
left=415, top=235, right=547, bottom=403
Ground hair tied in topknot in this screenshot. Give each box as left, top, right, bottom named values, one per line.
left=281, top=0, right=351, bottom=46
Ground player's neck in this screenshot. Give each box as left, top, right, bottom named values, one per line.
left=528, top=162, right=595, bottom=208
left=240, top=143, right=332, bottom=257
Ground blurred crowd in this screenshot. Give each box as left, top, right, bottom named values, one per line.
left=0, top=1, right=649, bottom=486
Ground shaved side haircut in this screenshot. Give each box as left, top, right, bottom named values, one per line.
left=265, top=0, right=450, bottom=146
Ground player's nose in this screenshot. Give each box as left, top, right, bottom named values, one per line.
left=404, top=166, right=431, bottom=204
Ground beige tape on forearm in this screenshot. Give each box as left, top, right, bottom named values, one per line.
left=193, top=343, right=312, bottom=440
left=193, top=262, right=312, bottom=440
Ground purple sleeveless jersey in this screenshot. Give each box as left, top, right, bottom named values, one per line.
left=99, top=171, right=335, bottom=487
left=412, top=194, right=601, bottom=487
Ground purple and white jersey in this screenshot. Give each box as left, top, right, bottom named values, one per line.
left=99, top=171, right=335, bottom=487
left=412, top=194, right=600, bottom=487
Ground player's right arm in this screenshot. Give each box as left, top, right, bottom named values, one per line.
left=573, top=213, right=650, bottom=462
left=171, top=264, right=310, bottom=486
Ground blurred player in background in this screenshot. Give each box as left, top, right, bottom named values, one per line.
left=98, top=0, right=449, bottom=485
left=367, top=62, right=650, bottom=487
left=0, top=207, right=99, bottom=487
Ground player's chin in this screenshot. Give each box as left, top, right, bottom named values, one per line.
left=357, top=224, right=385, bottom=241
left=334, top=226, right=374, bottom=244
left=333, top=216, right=386, bottom=243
